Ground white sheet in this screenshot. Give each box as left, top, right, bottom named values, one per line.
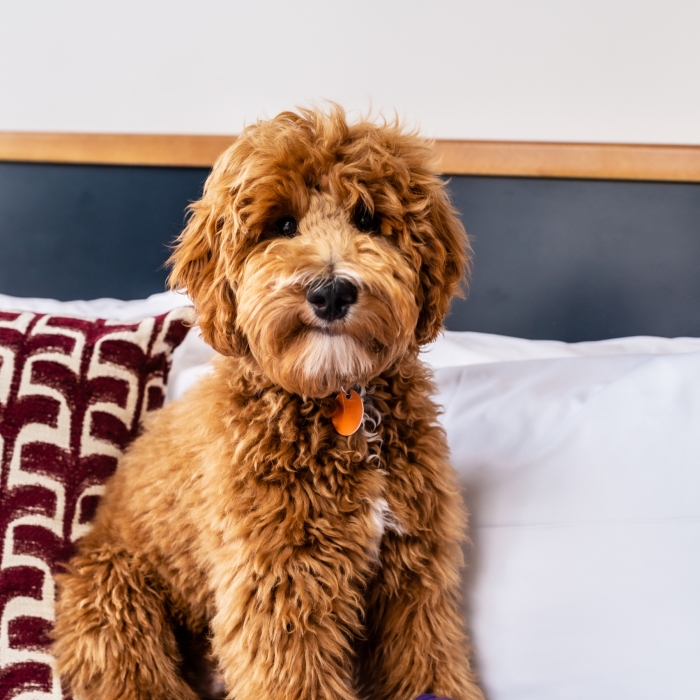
left=437, top=353, right=700, bottom=700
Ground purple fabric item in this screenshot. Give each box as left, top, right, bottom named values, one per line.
left=0, top=308, right=191, bottom=699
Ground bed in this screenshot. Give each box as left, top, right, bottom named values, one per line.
left=1, top=135, right=699, bottom=700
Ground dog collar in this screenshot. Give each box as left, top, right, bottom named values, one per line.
left=332, top=389, right=364, bottom=436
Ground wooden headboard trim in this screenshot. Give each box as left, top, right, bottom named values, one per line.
left=0, top=133, right=234, bottom=169
left=1, top=131, right=699, bottom=181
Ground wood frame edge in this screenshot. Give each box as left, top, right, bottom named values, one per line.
left=0, top=132, right=237, bottom=168
left=433, top=140, right=700, bottom=182
left=1, top=131, right=700, bottom=181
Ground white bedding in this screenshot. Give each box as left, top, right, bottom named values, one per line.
left=436, top=353, right=700, bottom=700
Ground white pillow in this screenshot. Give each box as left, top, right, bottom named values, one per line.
left=422, top=329, right=700, bottom=368
left=436, top=352, right=700, bottom=700
left=0, top=290, right=189, bottom=320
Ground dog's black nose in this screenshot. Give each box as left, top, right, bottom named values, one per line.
left=306, top=278, right=358, bottom=322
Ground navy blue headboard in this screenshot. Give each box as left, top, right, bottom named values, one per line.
left=1, top=161, right=699, bottom=342
left=448, top=176, right=700, bottom=341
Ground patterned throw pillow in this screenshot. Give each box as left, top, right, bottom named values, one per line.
left=0, top=307, right=193, bottom=699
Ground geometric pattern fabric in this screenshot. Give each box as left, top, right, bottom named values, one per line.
left=0, top=308, right=192, bottom=699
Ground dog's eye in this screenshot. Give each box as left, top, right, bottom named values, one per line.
left=275, top=216, right=298, bottom=238
left=354, top=204, right=379, bottom=233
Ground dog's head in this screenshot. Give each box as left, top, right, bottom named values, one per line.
left=169, top=106, right=469, bottom=397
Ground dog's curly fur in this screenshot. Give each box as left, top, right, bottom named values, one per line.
left=53, top=106, right=484, bottom=700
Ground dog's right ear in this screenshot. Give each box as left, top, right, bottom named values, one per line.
left=168, top=183, right=248, bottom=357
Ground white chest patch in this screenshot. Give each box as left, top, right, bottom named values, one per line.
left=371, top=497, right=406, bottom=542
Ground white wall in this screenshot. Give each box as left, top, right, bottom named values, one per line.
left=1, top=0, right=699, bottom=144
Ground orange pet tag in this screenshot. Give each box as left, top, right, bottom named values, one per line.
left=332, top=390, right=364, bottom=436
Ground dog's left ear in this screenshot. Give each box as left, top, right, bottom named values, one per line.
left=411, top=181, right=471, bottom=345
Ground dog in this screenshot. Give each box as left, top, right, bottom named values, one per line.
left=53, top=106, right=485, bottom=700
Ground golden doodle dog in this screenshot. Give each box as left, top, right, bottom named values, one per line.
left=54, top=106, right=485, bottom=700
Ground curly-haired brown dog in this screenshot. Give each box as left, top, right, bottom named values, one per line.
left=53, top=106, right=485, bottom=700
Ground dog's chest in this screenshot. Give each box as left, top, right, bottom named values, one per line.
left=258, top=453, right=403, bottom=560
left=228, top=390, right=412, bottom=558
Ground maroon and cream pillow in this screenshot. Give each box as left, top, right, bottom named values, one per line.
left=0, top=307, right=193, bottom=698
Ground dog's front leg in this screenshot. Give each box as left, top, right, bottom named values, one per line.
left=54, top=538, right=200, bottom=700
left=365, top=528, right=485, bottom=700
left=208, top=541, right=367, bottom=700
left=357, top=440, right=485, bottom=700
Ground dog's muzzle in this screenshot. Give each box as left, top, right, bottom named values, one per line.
left=306, top=278, right=357, bottom=322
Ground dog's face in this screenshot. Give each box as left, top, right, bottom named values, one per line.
left=169, top=107, right=469, bottom=398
